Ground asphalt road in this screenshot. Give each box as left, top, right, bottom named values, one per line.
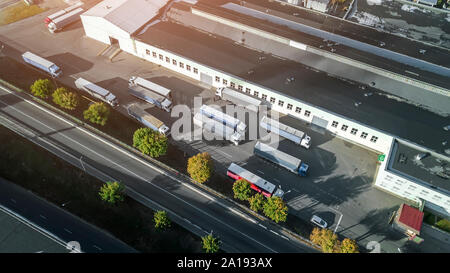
left=0, top=177, right=136, bottom=253
left=0, top=84, right=318, bottom=253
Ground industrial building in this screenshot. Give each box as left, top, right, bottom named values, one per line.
left=79, top=0, right=450, bottom=217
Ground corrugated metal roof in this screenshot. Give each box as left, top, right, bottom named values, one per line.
left=82, top=0, right=168, bottom=34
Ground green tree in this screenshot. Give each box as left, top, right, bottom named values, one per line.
left=132, top=127, right=168, bottom=158
left=99, top=181, right=125, bottom=204
left=263, top=196, right=288, bottom=223
left=338, top=238, right=359, bottom=253
left=233, top=178, right=252, bottom=201
left=187, top=152, right=214, bottom=183
left=154, top=210, right=171, bottom=230
left=249, top=193, right=265, bottom=212
left=201, top=234, right=220, bottom=253
left=30, top=79, right=53, bottom=99
left=52, top=87, right=78, bottom=110
left=83, top=102, right=110, bottom=126
left=309, top=227, right=339, bottom=253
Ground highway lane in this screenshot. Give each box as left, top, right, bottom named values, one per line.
left=0, top=177, right=136, bottom=253
left=0, top=85, right=317, bottom=253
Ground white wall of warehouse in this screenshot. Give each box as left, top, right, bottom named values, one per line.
left=80, top=16, right=136, bottom=54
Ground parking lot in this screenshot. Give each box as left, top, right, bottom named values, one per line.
left=0, top=4, right=413, bottom=252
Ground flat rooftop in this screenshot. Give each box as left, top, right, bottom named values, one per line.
left=190, top=0, right=450, bottom=89
left=226, top=0, right=450, bottom=70
left=136, top=21, right=450, bottom=155
left=390, top=140, right=450, bottom=192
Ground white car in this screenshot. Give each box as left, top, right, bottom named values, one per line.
left=311, top=215, right=328, bottom=229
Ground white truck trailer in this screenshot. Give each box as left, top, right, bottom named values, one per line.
left=199, top=105, right=247, bottom=133
left=44, top=1, right=83, bottom=24
left=128, top=77, right=172, bottom=112
left=22, top=51, right=62, bottom=78
left=193, top=113, right=243, bottom=145
left=254, top=141, right=309, bottom=176
left=260, top=116, right=311, bottom=149
left=47, top=7, right=84, bottom=33
left=127, top=104, right=170, bottom=136
left=74, top=78, right=118, bottom=106
left=215, top=87, right=262, bottom=112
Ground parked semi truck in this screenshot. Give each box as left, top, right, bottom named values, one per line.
left=47, top=7, right=84, bottom=33
left=215, top=87, right=262, bottom=112
left=260, top=115, right=311, bottom=149
left=128, top=77, right=172, bottom=112
left=44, top=1, right=83, bottom=24
left=193, top=113, right=243, bottom=145
left=22, top=51, right=62, bottom=78
left=199, top=105, right=247, bottom=133
left=74, top=78, right=119, bottom=106
left=254, top=141, right=309, bottom=176
left=127, top=104, right=170, bottom=136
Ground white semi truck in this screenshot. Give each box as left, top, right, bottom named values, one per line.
left=128, top=76, right=172, bottom=112
left=193, top=113, right=243, bottom=145
left=215, top=87, right=263, bottom=112
left=74, top=78, right=119, bottom=107
left=22, top=51, right=62, bottom=78
left=199, top=105, right=247, bottom=134
left=260, top=115, right=311, bottom=149
left=127, top=104, right=170, bottom=136
left=47, top=7, right=84, bottom=33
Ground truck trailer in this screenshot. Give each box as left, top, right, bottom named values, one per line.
left=193, top=113, right=243, bottom=145
left=260, top=116, right=311, bottom=149
left=74, top=78, right=118, bottom=106
left=47, top=7, right=84, bottom=33
left=127, top=104, right=170, bottom=136
left=215, top=87, right=262, bottom=112
left=199, top=105, right=247, bottom=133
left=44, top=1, right=83, bottom=24
left=128, top=77, right=172, bottom=112
left=22, top=51, right=62, bottom=78
left=254, top=141, right=309, bottom=176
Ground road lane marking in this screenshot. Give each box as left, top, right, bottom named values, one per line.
left=64, top=228, right=72, bottom=234
left=0, top=90, right=279, bottom=253
left=92, top=245, right=102, bottom=251
left=39, top=215, right=47, bottom=220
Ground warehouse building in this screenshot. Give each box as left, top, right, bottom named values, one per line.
left=79, top=0, right=450, bottom=217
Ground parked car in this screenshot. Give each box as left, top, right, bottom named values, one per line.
left=311, top=215, right=327, bottom=228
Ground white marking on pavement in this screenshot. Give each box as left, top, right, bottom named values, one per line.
left=10, top=198, right=16, bottom=203
left=216, top=150, right=232, bottom=159
left=258, top=223, right=267, bottom=230
left=92, top=245, right=102, bottom=251
left=257, top=170, right=264, bottom=174
left=39, top=214, right=47, bottom=220
left=229, top=208, right=257, bottom=224
left=64, top=228, right=72, bottom=234
left=270, top=230, right=279, bottom=236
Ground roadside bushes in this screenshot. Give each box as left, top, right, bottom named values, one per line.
left=187, top=152, right=214, bottom=184
left=30, top=78, right=53, bottom=99
left=52, top=87, right=78, bottom=110
left=133, top=127, right=168, bottom=158
left=83, top=102, right=110, bottom=126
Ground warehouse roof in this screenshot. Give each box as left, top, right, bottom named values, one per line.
left=389, top=140, right=450, bottom=191
left=82, top=0, right=168, bottom=34
left=136, top=21, right=450, bottom=156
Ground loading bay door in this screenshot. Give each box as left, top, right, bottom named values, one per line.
left=200, top=73, right=213, bottom=86
left=312, top=116, right=329, bottom=129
